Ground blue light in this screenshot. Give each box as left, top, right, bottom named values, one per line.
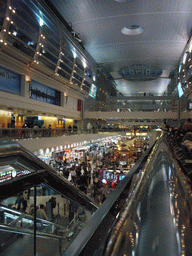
left=177, top=82, right=184, bottom=97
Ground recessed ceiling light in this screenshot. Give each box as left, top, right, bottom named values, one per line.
left=121, top=25, right=144, bottom=35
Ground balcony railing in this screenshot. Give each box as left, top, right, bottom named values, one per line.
left=0, top=128, right=78, bottom=141
left=0, top=127, right=152, bottom=141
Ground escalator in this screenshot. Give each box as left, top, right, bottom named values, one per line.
left=0, top=204, right=88, bottom=255
left=0, top=141, right=98, bottom=256
left=62, top=133, right=192, bottom=256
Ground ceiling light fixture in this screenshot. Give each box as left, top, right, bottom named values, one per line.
left=121, top=25, right=143, bottom=35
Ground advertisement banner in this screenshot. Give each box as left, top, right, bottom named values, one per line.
left=0, top=67, right=21, bottom=95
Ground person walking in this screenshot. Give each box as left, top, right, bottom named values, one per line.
left=101, top=184, right=109, bottom=203
left=79, top=173, right=88, bottom=194
left=183, top=118, right=192, bottom=133
left=70, top=168, right=76, bottom=184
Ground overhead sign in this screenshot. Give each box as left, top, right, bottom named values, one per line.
left=118, top=64, right=162, bottom=81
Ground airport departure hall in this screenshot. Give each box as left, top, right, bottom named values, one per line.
left=0, top=0, right=192, bottom=255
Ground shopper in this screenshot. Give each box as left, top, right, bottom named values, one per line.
left=36, top=204, right=48, bottom=220
left=68, top=125, right=72, bottom=133
left=183, top=118, right=192, bottom=133
left=70, top=168, right=76, bottom=184
left=101, top=184, right=109, bottom=203
left=160, top=119, right=169, bottom=131
left=48, top=124, right=52, bottom=137
left=15, top=193, right=27, bottom=212
left=79, top=173, right=88, bottom=194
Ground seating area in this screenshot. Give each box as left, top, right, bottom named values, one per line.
left=167, top=132, right=192, bottom=178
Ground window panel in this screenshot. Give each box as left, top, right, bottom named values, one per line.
left=39, top=50, right=58, bottom=68
left=60, top=62, right=72, bottom=75
left=58, top=69, right=71, bottom=80
left=13, top=0, right=39, bottom=33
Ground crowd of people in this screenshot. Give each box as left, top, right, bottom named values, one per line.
left=13, top=191, right=57, bottom=221
left=49, top=138, right=147, bottom=206
left=49, top=157, right=109, bottom=205
left=48, top=118, right=192, bottom=207
left=162, top=118, right=192, bottom=159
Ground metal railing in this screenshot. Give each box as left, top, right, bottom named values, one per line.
left=0, top=127, right=150, bottom=141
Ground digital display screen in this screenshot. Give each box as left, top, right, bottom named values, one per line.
left=106, top=172, right=114, bottom=180
left=177, top=82, right=184, bottom=98
left=89, top=84, right=97, bottom=98
left=119, top=175, right=125, bottom=181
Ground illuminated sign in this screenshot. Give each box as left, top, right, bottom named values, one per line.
left=89, top=84, right=97, bottom=98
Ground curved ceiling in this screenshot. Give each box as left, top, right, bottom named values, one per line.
left=48, top=0, right=192, bottom=96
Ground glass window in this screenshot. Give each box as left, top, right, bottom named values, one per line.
left=60, top=62, right=72, bottom=76
left=63, top=55, right=74, bottom=69
left=75, top=59, right=84, bottom=73
left=82, top=85, right=90, bottom=92
left=62, top=47, right=74, bottom=69
left=74, top=72, right=83, bottom=82
left=58, top=69, right=71, bottom=80
left=43, top=30, right=60, bottom=52
left=7, top=25, right=35, bottom=57
left=38, top=54, right=56, bottom=71
left=11, top=13, right=38, bottom=38
left=42, top=10, right=60, bottom=41
left=40, top=47, right=58, bottom=65
left=72, top=77, right=81, bottom=87
left=13, top=1, right=39, bottom=34
left=84, top=80, right=91, bottom=89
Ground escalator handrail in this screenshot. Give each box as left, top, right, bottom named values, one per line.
left=0, top=141, right=98, bottom=213
left=1, top=205, right=67, bottom=230
left=0, top=223, right=67, bottom=241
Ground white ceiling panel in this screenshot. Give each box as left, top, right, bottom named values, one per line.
left=49, top=0, right=192, bottom=95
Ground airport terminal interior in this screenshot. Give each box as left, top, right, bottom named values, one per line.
left=0, top=0, right=192, bottom=255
